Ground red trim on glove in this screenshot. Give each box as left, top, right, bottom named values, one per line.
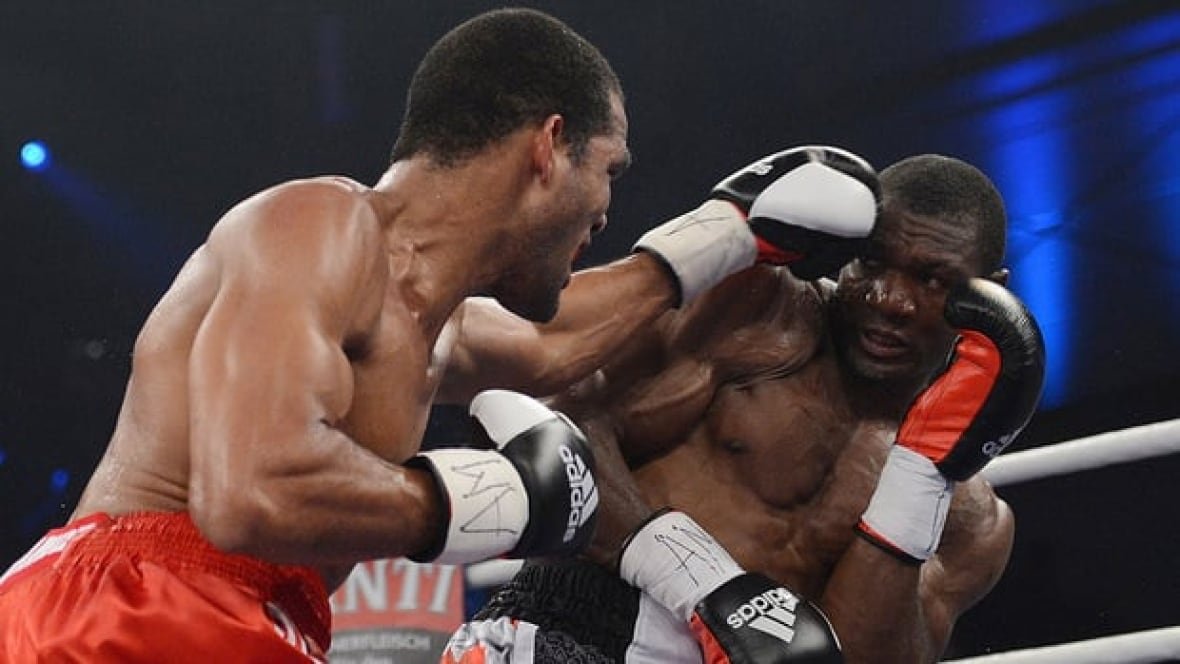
left=899, top=330, right=1001, bottom=462
left=755, top=236, right=802, bottom=265
left=854, top=519, right=924, bottom=565
left=690, top=613, right=735, bottom=664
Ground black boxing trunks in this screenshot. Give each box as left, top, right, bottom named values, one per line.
left=441, top=558, right=700, bottom=663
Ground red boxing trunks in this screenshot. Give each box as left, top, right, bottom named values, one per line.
left=0, top=511, right=331, bottom=663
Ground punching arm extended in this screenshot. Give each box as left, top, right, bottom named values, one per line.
left=440, top=146, right=879, bottom=404
left=438, top=253, right=678, bottom=404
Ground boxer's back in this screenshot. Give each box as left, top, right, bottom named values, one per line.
left=74, top=238, right=231, bottom=518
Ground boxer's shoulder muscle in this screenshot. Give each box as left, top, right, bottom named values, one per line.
left=671, top=265, right=823, bottom=370
left=209, top=177, right=382, bottom=266
left=216, top=178, right=444, bottom=461
left=76, top=179, right=396, bottom=515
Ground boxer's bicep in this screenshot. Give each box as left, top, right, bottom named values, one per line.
left=188, top=187, right=383, bottom=543
left=188, top=279, right=355, bottom=479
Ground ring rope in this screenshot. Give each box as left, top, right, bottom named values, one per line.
left=944, top=626, right=1180, bottom=663
left=983, top=418, right=1180, bottom=487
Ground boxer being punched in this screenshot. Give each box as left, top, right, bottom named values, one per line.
left=454, top=154, right=1045, bottom=663
left=0, top=9, right=879, bottom=663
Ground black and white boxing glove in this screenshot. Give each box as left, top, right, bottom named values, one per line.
left=858, top=279, right=1045, bottom=562
left=409, top=390, right=599, bottom=565
left=634, top=146, right=879, bottom=304
left=619, top=510, right=842, bottom=663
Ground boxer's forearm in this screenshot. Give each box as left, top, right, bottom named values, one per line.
left=819, top=539, right=948, bottom=664
left=190, top=425, right=443, bottom=566
left=533, top=252, right=678, bottom=389
left=825, top=482, right=1015, bottom=662
left=439, top=253, right=676, bottom=403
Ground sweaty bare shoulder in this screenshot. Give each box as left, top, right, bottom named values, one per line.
left=74, top=178, right=390, bottom=519
left=209, top=178, right=378, bottom=256
left=206, top=177, right=387, bottom=341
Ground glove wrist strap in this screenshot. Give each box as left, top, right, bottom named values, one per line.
left=618, top=510, right=744, bottom=621
left=858, top=446, right=953, bottom=562
left=408, top=449, right=527, bottom=564
left=632, top=200, right=756, bottom=306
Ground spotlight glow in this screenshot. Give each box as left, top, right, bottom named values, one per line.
left=20, top=141, right=50, bottom=171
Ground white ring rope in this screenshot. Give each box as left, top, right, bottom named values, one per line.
left=983, top=418, right=1180, bottom=487
left=944, top=626, right=1180, bottom=663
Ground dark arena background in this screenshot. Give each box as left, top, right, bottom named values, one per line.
left=3, top=1, right=1179, bottom=660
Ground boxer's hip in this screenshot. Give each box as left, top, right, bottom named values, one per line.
left=0, top=510, right=330, bottom=661
left=454, top=558, right=699, bottom=663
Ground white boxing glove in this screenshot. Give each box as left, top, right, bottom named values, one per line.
left=634, top=146, right=879, bottom=304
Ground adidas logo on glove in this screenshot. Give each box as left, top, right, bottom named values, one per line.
left=981, top=431, right=1018, bottom=458
left=726, top=586, right=801, bottom=643
left=560, top=446, right=598, bottom=543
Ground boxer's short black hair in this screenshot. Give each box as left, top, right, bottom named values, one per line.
left=880, top=154, right=1008, bottom=274
left=390, top=8, right=622, bottom=167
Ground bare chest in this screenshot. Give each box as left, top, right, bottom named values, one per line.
left=340, top=309, right=458, bottom=463
left=636, top=362, right=894, bottom=596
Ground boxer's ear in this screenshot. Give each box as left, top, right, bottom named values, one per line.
left=531, top=114, right=564, bottom=184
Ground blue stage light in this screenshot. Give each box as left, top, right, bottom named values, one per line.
left=20, top=141, right=51, bottom=171
left=971, top=55, right=1076, bottom=410
left=50, top=468, right=70, bottom=493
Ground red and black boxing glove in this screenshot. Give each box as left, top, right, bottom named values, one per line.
left=857, top=279, right=1045, bottom=562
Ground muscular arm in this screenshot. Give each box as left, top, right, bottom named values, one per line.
left=601, top=266, right=822, bottom=464
left=820, top=478, right=1015, bottom=664
left=187, top=182, right=441, bottom=565
left=435, top=253, right=677, bottom=404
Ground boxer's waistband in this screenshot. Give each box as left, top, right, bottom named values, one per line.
left=2, top=511, right=331, bottom=651
left=476, top=558, right=640, bottom=658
